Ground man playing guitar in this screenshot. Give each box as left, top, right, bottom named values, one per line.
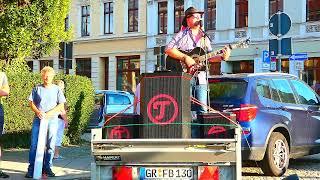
left=165, top=6, right=231, bottom=138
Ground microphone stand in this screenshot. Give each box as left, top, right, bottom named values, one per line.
left=199, top=25, right=212, bottom=113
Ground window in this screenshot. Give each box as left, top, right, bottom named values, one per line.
left=65, top=15, right=69, bottom=31
left=117, top=56, right=140, bottom=93
left=209, top=62, right=221, bottom=75
left=269, top=80, right=281, bottom=102
left=128, top=0, right=138, bottom=32
left=81, top=5, right=90, bottom=36
left=232, top=61, right=253, bottom=73
left=76, top=58, right=91, bottom=78
left=291, top=80, right=319, bottom=105
left=281, top=59, right=289, bottom=73
left=174, top=0, right=184, bottom=33
left=107, top=94, right=131, bottom=105
left=269, top=0, right=283, bottom=17
left=307, top=0, right=320, bottom=21
left=40, top=60, right=53, bottom=71
left=235, top=0, right=248, bottom=28
left=272, top=79, right=296, bottom=104
left=207, top=0, right=216, bottom=30
left=104, top=2, right=113, bottom=34
left=27, top=61, right=33, bottom=72
left=158, top=1, right=168, bottom=34
left=256, top=79, right=271, bottom=99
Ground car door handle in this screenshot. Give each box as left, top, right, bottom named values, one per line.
left=279, top=106, right=287, bottom=110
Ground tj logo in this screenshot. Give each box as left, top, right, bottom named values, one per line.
left=147, top=94, right=179, bottom=125
left=109, top=126, right=130, bottom=139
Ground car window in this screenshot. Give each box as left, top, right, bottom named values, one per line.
left=269, top=80, right=281, bottom=102
left=290, top=79, right=319, bottom=105
left=272, top=79, right=296, bottom=104
left=256, top=79, right=271, bottom=99
left=107, top=94, right=131, bottom=105
left=209, top=81, right=247, bottom=100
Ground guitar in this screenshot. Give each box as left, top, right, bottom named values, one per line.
left=166, top=38, right=250, bottom=75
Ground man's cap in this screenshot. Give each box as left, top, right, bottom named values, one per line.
left=182, top=6, right=204, bottom=27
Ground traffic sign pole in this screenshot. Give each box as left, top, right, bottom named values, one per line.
left=277, top=11, right=282, bottom=72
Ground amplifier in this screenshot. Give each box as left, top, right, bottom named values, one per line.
left=140, top=72, right=192, bottom=138
left=102, top=114, right=141, bottom=139
left=198, top=112, right=237, bottom=138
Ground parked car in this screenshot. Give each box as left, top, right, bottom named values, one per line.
left=95, top=90, right=134, bottom=126
left=208, top=73, right=320, bottom=176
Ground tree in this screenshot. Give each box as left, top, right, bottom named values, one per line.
left=0, top=0, right=72, bottom=63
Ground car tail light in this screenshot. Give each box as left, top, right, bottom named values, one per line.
left=233, top=104, right=258, bottom=122
left=198, top=166, right=219, bottom=180
left=112, top=166, right=132, bottom=180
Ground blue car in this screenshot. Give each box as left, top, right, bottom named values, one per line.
left=95, top=90, right=134, bottom=126
left=209, top=73, right=320, bottom=176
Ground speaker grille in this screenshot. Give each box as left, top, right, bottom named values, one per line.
left=140, top=72, right=192, bottom=138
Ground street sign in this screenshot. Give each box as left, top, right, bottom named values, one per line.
left=289, top=53, right=308, bottom=61
left=262, top=50, right=270, bottom=63
left=269, top=12, right=291, bottom=36
left=295, top=61, right=304, bottom=71
left=269, top=38, right=292, bottom=56
left=262, top=63, right=270, bottom=70
left=270, top=56, right=277, bottom=71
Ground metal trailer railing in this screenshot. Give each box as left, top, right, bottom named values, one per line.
left=91, top=127, right=242, bottom=180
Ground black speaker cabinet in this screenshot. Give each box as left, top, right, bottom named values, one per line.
left=140, top=72, right=192, bottom=138
left=102, top=114, right=141, bottom=139
left=198, top=112, right=237, bottom=138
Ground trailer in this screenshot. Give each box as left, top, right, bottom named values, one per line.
left=91, top=126, right=242, bottom=180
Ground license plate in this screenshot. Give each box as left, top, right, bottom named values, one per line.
left=140, top=167, right=193, bottom=179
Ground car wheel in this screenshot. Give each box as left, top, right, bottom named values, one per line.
left=261, top=132, right=289, bottom=176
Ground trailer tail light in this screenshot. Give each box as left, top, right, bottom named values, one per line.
left=198, top=166, right=219, bottom=180
left=112, top=166, right=132, bottom=180
left=233, top=104, right=258, bottom=122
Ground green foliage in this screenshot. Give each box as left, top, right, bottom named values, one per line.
left=1, top=66, right=95, bottom=147
left=0, top=0, right=72, bottom=61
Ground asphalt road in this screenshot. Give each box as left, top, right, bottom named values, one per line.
left=242, top=153, right=320, bottom=179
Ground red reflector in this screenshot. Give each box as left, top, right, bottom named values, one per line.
left=233, top=104, right=258, bottom=122
left=112, top=166, right=132, bottom=180
left=199, top=166, right=219, bottom=180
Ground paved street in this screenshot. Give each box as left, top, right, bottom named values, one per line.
left=1, top=144, right=91, bottom=179
left=243, top=154, right=320, bottom=179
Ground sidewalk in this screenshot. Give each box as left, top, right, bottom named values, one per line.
left=1, top=143, right=91, bottom=180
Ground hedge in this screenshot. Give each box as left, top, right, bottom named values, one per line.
left=0, top=68, right=95, bottom=148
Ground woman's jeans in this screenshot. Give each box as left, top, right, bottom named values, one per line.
left=27, top=117, right=58, bottom=173
left=190, top=76, right=208, bottom=138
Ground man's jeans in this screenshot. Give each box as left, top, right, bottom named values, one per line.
left=27, top=117, right=58, bottom=174
left=190, top=76, right=208, bottom=138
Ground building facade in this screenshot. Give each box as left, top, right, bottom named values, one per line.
left=28, top=0, right=320, bottom=92
left=29, top=0, right=147, bottom=92
left=146, top=0, right=320, bottom=88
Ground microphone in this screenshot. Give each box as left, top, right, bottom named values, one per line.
left=195, top=19, right=203, bottom=27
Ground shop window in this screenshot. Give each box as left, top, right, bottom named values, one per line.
left=117, top=56, right=140, bottom=93
left=302, top=58, right=320, bottom=94
left=232, top=60, right=253, bottom=73
left=281, top=59, right=289, bottom=73
left=209, top=62, right=221, bottom=75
